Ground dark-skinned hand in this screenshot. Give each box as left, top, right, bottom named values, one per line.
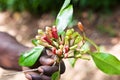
left=24, top=48, right=65, bottom=80
left=0, top=32, right=65, bottom=80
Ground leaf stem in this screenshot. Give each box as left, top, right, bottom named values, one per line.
left=22, top=68, right=38, bottom=73
left=61, top=56, right=90, bottom=60
left=84, top=36, right=100, bottom=52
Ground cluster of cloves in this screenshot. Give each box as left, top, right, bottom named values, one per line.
left=35, top=22, right=84, bottom=58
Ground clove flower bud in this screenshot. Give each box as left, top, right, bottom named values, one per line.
left=38, top=29, right=44, bottom=35
left=52, top=47, right=57, bottom=54
left=45, top=26, right=52, bottom=38
left=66, top=29, right=74, bottom=36
left=52, top=26, right=58, bottom=39
left=63, top=45, right=69, bottom=53
left=78, top=22, right=84, bottom=32
left=56, top=49, right=62, bottom=56
left=74, top=35, right=83, bottom=44
left=41, top=35, right=52, bottom=45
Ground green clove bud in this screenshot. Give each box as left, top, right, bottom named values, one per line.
left=38, top=29, right=44, bottom=35
left=71, top=32, right=79, bottom=38
left=59, top=45, right=63, bottom=50
left=37, top=40, right=52, bottom=47
left=74, top=35, right=83, bottom=45
left=75, top=53, right=82, bottom=58
left=64, top=36, right=69, bottom=45
left=70, top=44, right=78, bottom=50
left=35, top=35, right=41, bottom=40
left=66, top=28, right=74, bottom=36
left=53, top=41, right=59, bottom=48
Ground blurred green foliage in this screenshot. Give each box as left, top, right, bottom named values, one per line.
left=0, top=0, right=64, bottom=13
left=97, top=25, right=116, bottom=37
left=72, top=0, right=119, bottom=11
left=0, top=0, right=119, bottom=13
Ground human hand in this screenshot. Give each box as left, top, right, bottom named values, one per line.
left=0, top=32, right=28, bottom=70
left=23, top=48, right=65, bottom=80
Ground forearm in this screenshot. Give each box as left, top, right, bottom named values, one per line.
left=0, top=32, right=29, bottom=71
left=0, top=43, right=29, bottom=71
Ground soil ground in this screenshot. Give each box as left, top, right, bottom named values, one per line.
left=0, top=8, right=120, bottom=80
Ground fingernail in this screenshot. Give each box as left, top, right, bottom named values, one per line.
left=38, top=67, right=44, bottom=73
left=25, top=74, right=32, bottom=80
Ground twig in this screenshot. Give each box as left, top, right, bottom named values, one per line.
left=62, top=56, right=90, bottom=60
left=2, top=68, right=38, bottom=76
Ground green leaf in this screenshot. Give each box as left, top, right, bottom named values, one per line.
left=51, top=71, right=60, bottom=80
left=69, top=58, right=77, bottom=67
left=19, top=46, right=44, bottom=66
left=91, top=52, right=120, bottom=75
left=60, top=0, right=71, bottom=12
left=32, top=39, right=38, bottom=46
left=56, top=0, right=73, bottom=35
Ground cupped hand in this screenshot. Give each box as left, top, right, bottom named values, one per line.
left=23, top=48, right=65, bottom=80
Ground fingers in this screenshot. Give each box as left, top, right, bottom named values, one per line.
left=39, top=56, right=54, bottom=65
left=24, top=48, right=66, bottom=80
left=25, top=74, right=51, bottom=80
left=25, top=61, right=65, bottom=80
left=38, top=60, right=65, bottom=76
left=60, top=60, right=65, bottom=74
left=39, top=48, right=55, bottom=66
left=38, top=66, right=58, bottom=76
left=30, top=49, right=54, bottom=68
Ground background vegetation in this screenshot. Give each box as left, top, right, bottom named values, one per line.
left=0, top=0, right=119, bottom=13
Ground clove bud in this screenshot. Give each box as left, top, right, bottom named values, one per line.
left=70, top=44, right=78, bottom=50
left=52, top=26, right=58, bottom=39
left=63, top=45, right=69, bottom=53
left=45, top=26, right=52, bottom=38
left=38, top=29, right=44, bottom=35
left=41, top=35, right=52, bottom=45
left=56, top=49, right=62, bottom=56
left=52, top=47, right=57, bottom=54
left=64, top=36, right=69, bottom=45
left=35, top=35, right=41, bottom=40
left=66, top=29, right=74, bottom=36
left=74, top=35, right=83, bottom=44
left=78, top=22, right=84, bottom=32
left=71, top=32, right=79, bottom=38
left=37, top=40, right=51, bottom=47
